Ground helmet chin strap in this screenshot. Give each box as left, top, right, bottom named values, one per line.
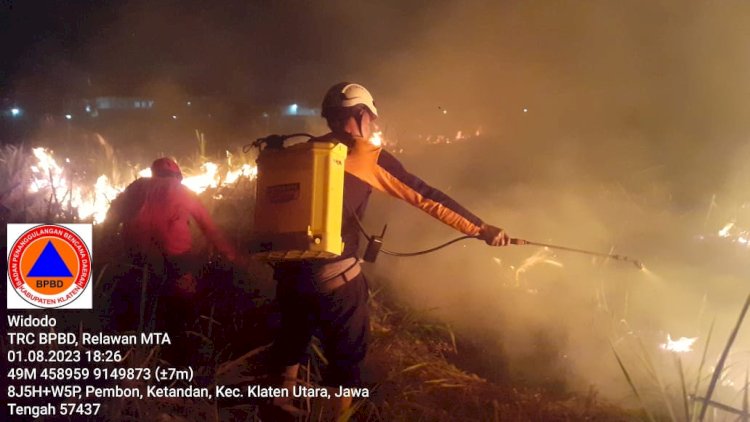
left=356, top=112, right=365, bottom=139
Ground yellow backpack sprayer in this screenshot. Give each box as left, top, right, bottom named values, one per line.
left=249, top=133, right=347, bottom=260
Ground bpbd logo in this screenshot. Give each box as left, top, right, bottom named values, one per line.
left=7, top=224, right=93, bottom=309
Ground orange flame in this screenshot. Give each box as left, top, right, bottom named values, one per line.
left=27, top=148, right=257, bottom=224
left=369, top=131, right=383, bottom=147
left=660, top=334, right=698, bottom=353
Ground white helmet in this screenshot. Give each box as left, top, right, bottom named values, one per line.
left=321, top=82, right=378, bottom=119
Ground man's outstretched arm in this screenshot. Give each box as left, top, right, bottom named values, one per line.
left=353, top=148, right=510, bottom=245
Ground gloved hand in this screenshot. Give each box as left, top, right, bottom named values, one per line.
left=175, top=273, right=197, bottom=295
left=478, top=223, right=511, bottom=246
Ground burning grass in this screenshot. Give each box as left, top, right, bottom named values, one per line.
left=608, top=294, right=750, bottom=422
left=5, top=135, right=749, bottom=421
left=0, top=142, right=258, bottom=226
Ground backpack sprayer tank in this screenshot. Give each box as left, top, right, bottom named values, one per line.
left=250, top=135, right=347, bottom=260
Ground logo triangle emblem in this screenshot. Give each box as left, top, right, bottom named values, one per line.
left=27, top=240, right=73, bottom=278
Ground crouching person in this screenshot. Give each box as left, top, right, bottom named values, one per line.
left=102, top=157, right=240, bottom=374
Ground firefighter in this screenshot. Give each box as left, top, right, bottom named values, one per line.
left=269, top=82, right=510, bottom=417
left=103, top=157, right=239, bottom=335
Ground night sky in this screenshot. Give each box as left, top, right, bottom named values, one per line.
left=0, top=0, right=443, bottom=107
left=3, top=0, right=750, bottom=198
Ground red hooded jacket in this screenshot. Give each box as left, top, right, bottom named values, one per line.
left=106, top=176, right=236, bottom=260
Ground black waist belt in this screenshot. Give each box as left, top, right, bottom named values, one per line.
left=313, top=258, right=361, bottom=293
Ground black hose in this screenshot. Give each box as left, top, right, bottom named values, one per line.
left=381, top=235, right=476, bottom=257
left=348, top=203, right=477, bottom=257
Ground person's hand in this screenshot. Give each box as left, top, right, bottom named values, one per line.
left=478, top=223, right=511, bottom=246
left=175, top=273, right=197, bottom=295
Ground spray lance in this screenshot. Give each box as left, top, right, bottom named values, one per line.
left=370, top=231, right=643, bottom=269
left=507, top=238, right=644, bottom=270
left=351, top=212, right=644, bottom=269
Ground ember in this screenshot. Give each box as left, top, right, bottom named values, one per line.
left=659, top=334, right=698, bottom=353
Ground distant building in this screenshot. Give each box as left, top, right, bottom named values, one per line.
left=92, top=97, right=155, bottom=111
left=275, top=103, right=322, bottom=133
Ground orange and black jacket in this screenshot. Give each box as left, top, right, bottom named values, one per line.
left=328, top=133, right=484, bottom=260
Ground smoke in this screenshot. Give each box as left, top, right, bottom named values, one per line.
left=4, top=0, right=750, bottom=412
left=355, top=0, right=750, bottom=409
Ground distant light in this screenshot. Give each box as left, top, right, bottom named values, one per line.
left=172, top=115, right=178, bottom=120
left=288, top=104, right=298, bottom=115
left=85, top=105, right=92, bottom=113
left=262, top=112, right=269, bottom=118
left=186, top=101, right=192, bottom=106
left=65, top=158, right=71, bottom=163
left=442, top=109, right=448, bottom=114
left=10, top=108, right=21, bottom=117
left=65, top=114, right=73, bottom=120
left=523, top=108, right=528, bottom=113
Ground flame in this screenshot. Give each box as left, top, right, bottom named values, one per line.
left=182, top=162, right=220, bottom=193
left=29, top=147, right=67, bottom=197
left=28, top=148, right=120, bottom=224
left=660, top=334, right=698, bottom=353
left=714, top=220, right=750, bottom=246
left=718, top=222, right=734, bottom=237
left=225, top=164, right=258, bottom=184
left=515, top=247, right=563, bottom=284
left=369, top=131, right=383, bottom=147
left=75, top=175, right=121, bottom=224
left=25, top=148, right=257, bottom=224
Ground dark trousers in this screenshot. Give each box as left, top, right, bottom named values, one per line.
left=272, top=273, right=370, bottom=387
left=110, top=252, right=198, bottom=334
left=107, top=252, right=215, bottom=386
